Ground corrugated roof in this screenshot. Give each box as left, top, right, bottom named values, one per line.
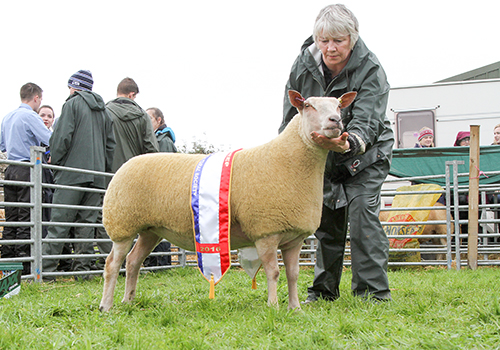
left=436, top=61, right=500, bottom=83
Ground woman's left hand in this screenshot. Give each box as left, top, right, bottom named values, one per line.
left=311, top=131, right=350, bottom=152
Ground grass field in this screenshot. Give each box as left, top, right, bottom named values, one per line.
left=1, top=266, right=499, bottom=349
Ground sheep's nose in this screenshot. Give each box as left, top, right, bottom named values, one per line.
left=328, top=118, right=342, bottom=129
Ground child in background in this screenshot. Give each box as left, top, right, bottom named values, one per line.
left=415, top=127, right=434, bottom=148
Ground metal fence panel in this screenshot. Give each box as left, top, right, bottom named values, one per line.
left=0, top=147, right=499, bottom=282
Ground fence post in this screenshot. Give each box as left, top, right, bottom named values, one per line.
left=452, top=160, right=463, bottom=270
left=468, top=125, right=480, bottom=270
left=445, top=162, right=453, bottom=270
left=179, top=248, right=186, bottom=267
left=310, top=238, right=316, bottom=264
left=30, top=146, right=45, bottom=283
left=480, top=191, right=489, bottom=261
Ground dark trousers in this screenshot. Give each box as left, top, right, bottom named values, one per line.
left=42, top=185, right=100, bottom=273
left=144, top=241, right=172, bottom=267
left=308, top=160, right=392, bottom=301
left=2, top=164, right=31, bottom=275
left=308, top=205, right=348, bottom=300
left=94, top=194, right=113, bottom=253
left=91, top=194, right=113, bottom=270
left=42, top=187, right=53, bottom=238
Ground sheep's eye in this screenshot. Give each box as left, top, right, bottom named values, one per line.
left=304, top=103, right=311, bottom=108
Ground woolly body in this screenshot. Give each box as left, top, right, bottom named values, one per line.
left=103, top=114, right=325, bottom=250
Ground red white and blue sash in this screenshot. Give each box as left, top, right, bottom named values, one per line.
left=191, top=149, right=241, bottom=293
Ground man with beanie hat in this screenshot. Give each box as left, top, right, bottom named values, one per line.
left=42, top=70, right=116, bottom=281
left=67, top=70, right=94, bottom=92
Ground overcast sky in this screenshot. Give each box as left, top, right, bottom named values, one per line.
left=2, top=0, right=499, bottom=151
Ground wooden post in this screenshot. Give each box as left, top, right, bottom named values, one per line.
left=468, top=125, right=480, bottom=270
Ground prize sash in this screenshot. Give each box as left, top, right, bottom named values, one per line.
left=191, top=149, right=241, bottom=295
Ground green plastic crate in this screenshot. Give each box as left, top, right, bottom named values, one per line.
left=0, top=262, right=23, bottom=299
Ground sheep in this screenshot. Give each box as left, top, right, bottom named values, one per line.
left=99, top=90, right=357, bottom=312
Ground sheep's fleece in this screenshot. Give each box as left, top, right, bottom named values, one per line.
left=99, top=90, right=357, bottom=312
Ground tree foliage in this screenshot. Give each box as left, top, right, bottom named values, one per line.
left=178, top=134, right=228, bottom=154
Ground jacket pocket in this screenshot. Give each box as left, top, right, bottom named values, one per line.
left=338, top=146, right=385, bottom=177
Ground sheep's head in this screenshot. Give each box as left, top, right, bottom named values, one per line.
left=288, top=90, right=357, bottom=139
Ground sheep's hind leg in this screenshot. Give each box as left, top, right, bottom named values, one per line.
left=281, top=241, right=303, bottom=310
left=254, top=235, right=281, bottom=307
left=122, top=230, right=162, bottom=304
left=100, top=238, right=134, bottom=312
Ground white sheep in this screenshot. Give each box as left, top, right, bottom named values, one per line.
left=99, top=90, right=357, bottom=312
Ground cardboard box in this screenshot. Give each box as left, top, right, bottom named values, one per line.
left=0, top=262, right=23, bottom=299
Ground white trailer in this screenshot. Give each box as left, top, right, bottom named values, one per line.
left=386, top=78, right=500, bottom=148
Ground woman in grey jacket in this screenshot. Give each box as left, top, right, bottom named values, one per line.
left=147, top=107, right=177, bottom=153
left=279, top=4, right=394, bottom=303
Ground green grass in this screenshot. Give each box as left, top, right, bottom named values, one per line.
left=1, top=266, right=499, bottom=349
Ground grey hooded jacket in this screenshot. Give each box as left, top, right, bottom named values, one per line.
left=50, top=91, right=116, bottom=189
left=279, top=36, right=394, bottom=210
left=106, top=97, right=159, bottom=172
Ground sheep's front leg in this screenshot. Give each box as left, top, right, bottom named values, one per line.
left=100, top=239, right=134, bottom=312
left=122, top=231, right=162, bottom=304
left=281, top=241, right=304, bottom=310
left=254, top=235, right=281, bottom=307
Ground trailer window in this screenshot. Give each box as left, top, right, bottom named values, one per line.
left=395, top=110, right=436, bottom=148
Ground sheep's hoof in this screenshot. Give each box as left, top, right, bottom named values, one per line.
left=99, top=304, right=111, bottom=313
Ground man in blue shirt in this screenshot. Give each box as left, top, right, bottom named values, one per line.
left=0, top=82, right=52, bottom=275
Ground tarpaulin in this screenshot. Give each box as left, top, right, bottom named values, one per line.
left=389, top=145, right=500, bottom=186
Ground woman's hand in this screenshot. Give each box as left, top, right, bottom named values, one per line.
left=311, top=131, right=350, bottom=152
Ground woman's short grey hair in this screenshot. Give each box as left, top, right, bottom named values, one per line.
left=313, top=4, right=359, bottom=50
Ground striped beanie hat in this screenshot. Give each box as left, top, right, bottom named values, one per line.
left=418, top=127, right=433, bottom=141
left=68, top=70, right=93, bottom=91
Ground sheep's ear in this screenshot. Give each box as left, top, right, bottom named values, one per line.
left=338, top=92, right=357, bottom=109
left=289, top=90, right=305, bottom=110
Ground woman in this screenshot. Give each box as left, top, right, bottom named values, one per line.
left=280, top=4, right=394, bottom=303
left=415, top=127, right=434, bottom=148
left=492, top=124, right=500, bottom=145
left=146, top=107, right=177, bottom=153
left=454, top=131, right=470, bottom=146
left=143, top=107, right=176, bottom=267
left=38, top=105, right=55, bottom=131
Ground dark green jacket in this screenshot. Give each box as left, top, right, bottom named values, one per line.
left=279, top=36, right=394, bottom=209
left=50, top=91, right=115, bottom=189
left=106, top=97, right=159, bottom=172
left=156, top=126, right=177, bottom=153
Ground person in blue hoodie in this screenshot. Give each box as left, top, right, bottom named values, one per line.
left=146, top=107, right=177, bottom=153
left=142, top=107, right=176, bottom=267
